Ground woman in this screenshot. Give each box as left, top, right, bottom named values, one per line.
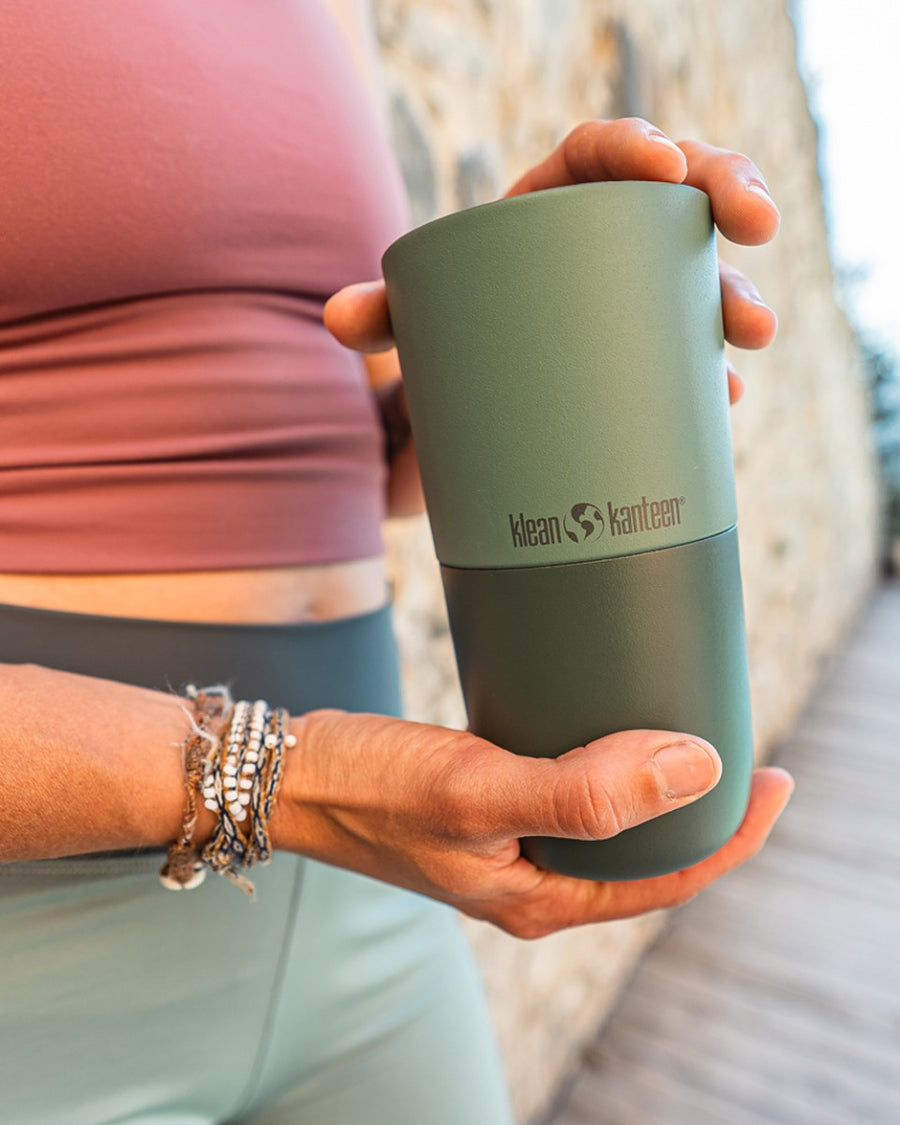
left=0, top=2, right=792, bottom=1122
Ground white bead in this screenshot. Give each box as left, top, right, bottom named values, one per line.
left=241, top=763, right=255, bottom=774
left=159, top=865, right=206, bottom=891
left=235, top=808, right=248, bottom=822
left=225, top=790, right=238, bottom=804
left=204, top=799, right=218, bottom=812
left=245, top=751, right=259, bottom=763
left=238, top=792, right=251, bottom=805
left=201, top=786, right=216, bottom=799
left=182, top=866, right=207, bottom=890
left=248, top=739, right=261, bottom=752
left=285, top=734, right=297, bottom=748
left=223, top=765, right=237, bottom=777
left=264, top=733, right=278, bottom=748
left=239, top=777, right=253, bottom=790
left=229, top=801, right=243, bottom=816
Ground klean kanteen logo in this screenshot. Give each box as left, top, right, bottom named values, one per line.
left=508, top=496, right=684, bottom=548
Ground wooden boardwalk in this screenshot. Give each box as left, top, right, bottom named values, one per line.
left=545, top=582, right=900, bottom=1125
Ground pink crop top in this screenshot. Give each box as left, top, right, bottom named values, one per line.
left=0, top=2, right=409, bottom=572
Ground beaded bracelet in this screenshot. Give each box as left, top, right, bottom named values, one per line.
left=160, top=689, right=296, bottom=896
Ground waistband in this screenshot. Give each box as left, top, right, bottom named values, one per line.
left=0, top=599, right=402, bottom=876
left=0, top=598, right=401, bottom=708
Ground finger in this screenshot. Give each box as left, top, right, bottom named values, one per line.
left=637, top=766, right=795, bottom=907
left=467, top=729, right=722, bottom=843
left=721, top=261, right=778, bottom=350
left=323, top=280, right=394, bottom=353
left=479, top=766, right=794, bottom=938
left=678, top=139, right=781, bottom=246
left=505, top=118, right=688, bottom=198
left=727, top=362, right=745, bottom=405
left=582, top=766, right=794, bottom=918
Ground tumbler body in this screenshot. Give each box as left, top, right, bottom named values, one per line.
left=381, top=182, right=753, bottom=880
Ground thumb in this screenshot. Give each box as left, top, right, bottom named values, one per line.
left=482, top=730, right=722, bottom=842
left=322, top=280, right=394, bottom=353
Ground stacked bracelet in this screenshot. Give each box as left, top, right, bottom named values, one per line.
left=160, top=688, right=296, bottom=896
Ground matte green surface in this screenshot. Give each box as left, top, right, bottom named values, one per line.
left=383, top=182, right=734, bottom=569
left=441, top=528, right=753, bottom=881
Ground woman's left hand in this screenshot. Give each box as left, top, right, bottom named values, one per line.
left=324, top=116, right=780, bottom=406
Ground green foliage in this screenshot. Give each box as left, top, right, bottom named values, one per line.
left=861, top=337, right=900, bottom=537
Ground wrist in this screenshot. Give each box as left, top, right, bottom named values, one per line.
left=267, top=709, right=357, bottom=858
left=267, top=712, right=316, bottom=855
left=375, top=380, right=412, bottom=466
left=161, top=694, right=295, bottom=892
left=117, top=691, right=201, bottom=851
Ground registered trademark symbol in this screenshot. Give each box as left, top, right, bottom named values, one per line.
left=679, top=496, right=686, bottom=505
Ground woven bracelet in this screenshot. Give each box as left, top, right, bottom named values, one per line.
left=159, top=684, right=232, bottom=891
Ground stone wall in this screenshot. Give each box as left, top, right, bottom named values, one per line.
left=375, top=2, right=880, bottom=1120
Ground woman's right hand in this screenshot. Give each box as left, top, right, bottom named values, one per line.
left=272, top=710, right=793, bottom=938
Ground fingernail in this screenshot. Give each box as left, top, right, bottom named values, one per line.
left=747, top=181, right=778, bottom=210
left=744, top=284, right=769, bottom=308
left=652, top=741, right=721, bottom=799
left=647, top=131, right=683, bottom=155
left=348, top=279, right=387, bottom=296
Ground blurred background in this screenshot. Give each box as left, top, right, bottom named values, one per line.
left=371, top=1, right=898, bottom=1121
left=793, top=0, right=900, bottom=562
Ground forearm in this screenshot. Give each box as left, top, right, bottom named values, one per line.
left=0, top=661, right=792, bottom=933
left=0, top=663, right=198, bottom=862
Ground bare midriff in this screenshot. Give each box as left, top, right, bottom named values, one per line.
left=0, top=558, right=389, bottom=625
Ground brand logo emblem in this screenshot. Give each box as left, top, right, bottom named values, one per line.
left=563, top=502, right=605, bottom=544
left=508, top=496, right=684, bottom=548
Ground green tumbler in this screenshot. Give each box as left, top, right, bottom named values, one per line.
left=381, top=182, right=753, bottom=881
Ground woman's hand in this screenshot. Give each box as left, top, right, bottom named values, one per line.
left=271, top=710, right=793, bottom=938
left=324, top=117, right=780, bottom=406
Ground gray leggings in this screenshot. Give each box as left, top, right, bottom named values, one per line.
left=0, top=602, right=514, bottom=1125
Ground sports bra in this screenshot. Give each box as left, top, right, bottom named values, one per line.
left=0, top=1, right=408, bottom=572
